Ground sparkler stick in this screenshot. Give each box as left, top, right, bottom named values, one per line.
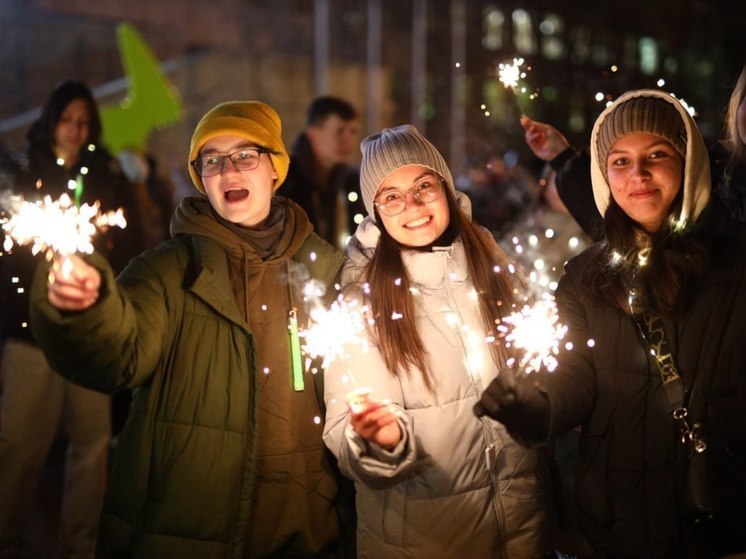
left=498, top=57, right=529, bottom=115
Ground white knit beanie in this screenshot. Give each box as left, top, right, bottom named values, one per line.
left=359, top=125, right=455, bottom=219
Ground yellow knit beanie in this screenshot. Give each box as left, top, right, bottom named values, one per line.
left=188, top=100, right=290, bottom=193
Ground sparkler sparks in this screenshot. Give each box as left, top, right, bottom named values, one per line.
left=498, top=57, right=532, bottom=114
left=1, top=192, right=126, bottom=257
left=498, top=57, right=525, bottom=89
left=498, top=293, right=567, bottom=373
left=299, top=295, right=372, bottom=370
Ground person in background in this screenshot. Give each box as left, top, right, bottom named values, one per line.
left=283, top=96, right=365, bottom=250
left=323, top=125, right=553, bottom=558
left=0, top=79, right=143, bottom=559
left=476, top=89, right=746, bottom=557
left=521, top=64, right=746, bottom=242
left=711, top=63, right=746, bottom=221
left=27, top=100, right=353, bottom=558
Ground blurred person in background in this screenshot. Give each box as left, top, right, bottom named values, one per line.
left=0, top=79, right=143, bottom=559
left=283, top=96, right=365, bottom=250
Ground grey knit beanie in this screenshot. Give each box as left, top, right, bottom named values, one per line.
left=359, top=124, right=455, bottom=219
left=597, top=96, right=686, bottom=181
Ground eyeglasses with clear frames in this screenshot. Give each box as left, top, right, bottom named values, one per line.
left=373, top=175, right=444, bottom=217
left=192, top=148, right=270, bottom=177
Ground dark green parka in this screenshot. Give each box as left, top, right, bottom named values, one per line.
left=30, top=196, right=345, bottom=558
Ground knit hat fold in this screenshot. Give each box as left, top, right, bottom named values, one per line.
left=359, top=124, right=455, bottom=218
left=188, top=100, right=290, bottom=193
left=597, top=97, right=686, bottom=181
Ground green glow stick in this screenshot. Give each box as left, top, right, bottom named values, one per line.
left=288, top=309, right=304, bottom=391
left=74, top=173, right=84, bottom=208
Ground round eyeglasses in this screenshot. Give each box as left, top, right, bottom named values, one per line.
left=373, top=176, right=444, bottom=217
left=192, top=148, right=270, bottom=178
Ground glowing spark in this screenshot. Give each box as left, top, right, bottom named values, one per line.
left=498, top=57, right=529, bottom=114
left=299, top=296, right=370, bottom=369
left=498, top=57, right=525, bottom=88
left=498, top=293, right=567, bottom=373
left=1, top=192, right=126, bottom=258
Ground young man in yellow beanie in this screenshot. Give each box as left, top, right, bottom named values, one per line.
left=27, top=100, right=353, bottom=558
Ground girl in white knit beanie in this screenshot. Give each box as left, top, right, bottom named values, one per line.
left=322, top=124, right=554, bottom=559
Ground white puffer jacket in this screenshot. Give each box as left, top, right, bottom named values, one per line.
left=323, top=213, right=553, bottom=559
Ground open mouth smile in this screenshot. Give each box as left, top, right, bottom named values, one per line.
left=224, top=188, right=249, bottom=202
left=404, top=215, right=432, bottom=229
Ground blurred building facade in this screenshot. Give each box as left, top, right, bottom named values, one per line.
left=0, top=0, right=744, bottom=193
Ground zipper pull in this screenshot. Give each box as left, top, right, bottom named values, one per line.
left=288, top=309, right=304, bottom=391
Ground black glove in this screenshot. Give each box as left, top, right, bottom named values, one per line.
left=474, top=367, right=550, bottom=441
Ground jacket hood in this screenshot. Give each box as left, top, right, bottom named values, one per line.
left=170, top=195, right=313, bottom=263
left=590, top=89, right=711, bottom=228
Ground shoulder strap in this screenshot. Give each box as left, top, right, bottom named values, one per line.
left=632, top=312, right=685, bottom=410
left=632, top=311, right=707, bottom=453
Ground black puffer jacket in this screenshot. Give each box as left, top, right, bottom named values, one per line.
left=537, top=91, right=746, bottom=557
left=544, top=205, right=746, bottom=557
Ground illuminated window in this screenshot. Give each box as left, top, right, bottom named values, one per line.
left=512, top=9, right=535, bottom=54
left=639, top=37, right=658, bottom=74
left=539, top=13, right=564, bottom=60
left=483, top=6, right=504, bottom=50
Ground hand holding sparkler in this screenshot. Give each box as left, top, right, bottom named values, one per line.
left=348, top=394, right=402, bottom=452
left=1, top=192, right=125, bottom=310
left=46, top=253, right=101, bottom=311
left=473, top=366, right=549, bottom=441
left=520, top=116, right=571, bottom=162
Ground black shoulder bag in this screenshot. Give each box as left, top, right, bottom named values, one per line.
left=632, top=311, right=713, bottom=519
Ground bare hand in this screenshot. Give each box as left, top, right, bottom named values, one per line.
left=47, top=254, right=101, bottom=311
left=349, top=399, right=402, bottom=451
left=521, top=115, right=571, bottom=162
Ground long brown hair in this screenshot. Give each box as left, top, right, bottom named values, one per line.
left=723, top=64, right=746, bottom=175
left=364, top=186, right=520, bottom=391
left=588, top=196, right=708, bottom=319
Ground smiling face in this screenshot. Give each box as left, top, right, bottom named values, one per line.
left=200, top=135, right=278, bottom=228
left=376, top=165, right=450, bottom=247
left=606, top=132, right=684, bottom=233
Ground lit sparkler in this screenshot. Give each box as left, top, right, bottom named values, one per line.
left=2, top=192, right=126, bottom=258
left=498, top=57, right=530, bottom=114
left=299, top=295, right=372, bottom=370
left=299, top=293, right=376, bottom=412
left=498, top=292, right=567, bottom=373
